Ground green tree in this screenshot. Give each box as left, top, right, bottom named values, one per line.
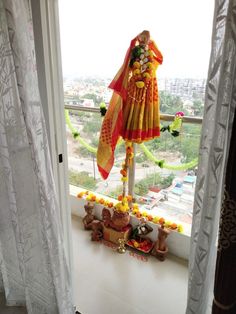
left=69, top=170, right=97, bottom=190
left=134, top=172, right=161, bottom=196
left=82, top=93, right=103, bottom=106
left=159, top=173, right=175, bottom=189
left=107, top=186, right=123, bottom=199
left=74, top=146, right=93, bottom=158
left=134, top=173, right=175, bottom=196
left=180, top=124, right=201, bottom=162
left=180, top=137, right=200, bottom=163
left=159, top=91, right=184, bottom=114
left=82, top=115, right=102, bottom=134
left=192, top=99, right=204, bottom=116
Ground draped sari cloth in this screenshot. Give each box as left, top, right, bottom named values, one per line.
left=97, top=36, right=163, bottom=179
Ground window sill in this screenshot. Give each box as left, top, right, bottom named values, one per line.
left=69, top=184, right=190, bottom=261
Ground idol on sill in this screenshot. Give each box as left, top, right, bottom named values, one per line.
left=151, top=225, right=170, bottom=261
left=82, top=202, right=95, bottom=230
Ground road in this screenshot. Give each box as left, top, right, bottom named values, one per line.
left=68, top=156, right=183, bottom=193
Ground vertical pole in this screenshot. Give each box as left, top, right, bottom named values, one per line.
left=92, top=155, right=96, bottom=180
left=128, top=143, right=136, bottom=198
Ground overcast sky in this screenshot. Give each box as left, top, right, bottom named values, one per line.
left=59, top=0, right=214, bottom=79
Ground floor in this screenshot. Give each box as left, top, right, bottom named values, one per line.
left=72, top=216, right=189, bottom=314
left=0, top=217, right=189, bottom=314
left=0, top=294, right=26, bottom=314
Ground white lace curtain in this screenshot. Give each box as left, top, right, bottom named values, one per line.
left=186, top=0, right=236, bottom=313
left=0, top=1, right=73, bottom=313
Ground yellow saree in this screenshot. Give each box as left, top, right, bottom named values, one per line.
left=97, top=32, right=163, bottom=179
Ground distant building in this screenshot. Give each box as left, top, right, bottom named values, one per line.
left=159, top=78, right=206, bottom=101
left=81, top=99, right=95, bottom=107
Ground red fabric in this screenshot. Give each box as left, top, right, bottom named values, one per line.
left=108, top=37, right=138, bottom=100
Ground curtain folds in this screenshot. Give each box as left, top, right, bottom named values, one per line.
left=0, top=1, right=73, bottom=313
left=186, top=0, right=236, bottom=313
left=212, top=82, right=236, bottom=313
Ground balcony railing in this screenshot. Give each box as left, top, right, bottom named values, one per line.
left=65, top=104, right=203, bottom=124
left=65, top=104, right=202, bottom=235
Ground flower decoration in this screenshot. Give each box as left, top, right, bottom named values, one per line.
left=147, top=214, right=153, bottom=221
left=77, top=191, right=85, bottom=198
left=115, top=196, right=130, bottom=213
left=160, top=111, right=185, bottom=137
left=72, top=131, right=79, bottom=139
left=133, top=69, right=141, bottom=75
left=107, top=202, right=114, bottom=208
left=152, top=216, right=160, bottom=224
left=156, top=160, right=165, bottom=168
left=77, top=189, right=184, bottom=233
left=99, top=102, right=107, bottom=117
left=132, top=208, right=139, bottom=215
left=129, top=44, right=156, bottom=91
left=126, top=195, right=133, bottom=202
left=136, top=81, right=145, bottom=88
left=159, top=217, right=165, bottom=225
left=133, top=61, right=141, bottom=69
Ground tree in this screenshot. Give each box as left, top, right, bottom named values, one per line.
left=82, top=93, right=103, bottom=106
left=192, top=99, right=204, bottom=116
left=107, top=186, right=123, bottom=199
left=159, top=173, right=175, bottom=189
left=134, top=173, right=175, bottom=196
left=69, top=170, right=97, bottom=190
left=74, top=146, right=92, bottom=158
left=179, top=124, right=201, bottom=162
left=82, top=115, right=102, bottom=134
left=159, top=91, right=184, bottom=114
left=180, top=137, right=200, bottom=163
left=135, top=173, right=160, bottom=196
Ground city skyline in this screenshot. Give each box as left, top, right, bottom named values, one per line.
left=59, top=0, right=214, bottom=80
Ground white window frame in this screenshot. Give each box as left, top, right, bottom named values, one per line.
left=30, top=0, right=74, bottom=301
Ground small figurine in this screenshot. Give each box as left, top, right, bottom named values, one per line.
left=151, top=225, right=170, bottom=261
left=117, top=238, right=126, bottom=254
left=82, top=202, right=95, bottom=230
left=102, top=207, right=112, bottom=228
left=91, top=221, right=103, bottom=241
left=132, top=217, right=153, bottom=238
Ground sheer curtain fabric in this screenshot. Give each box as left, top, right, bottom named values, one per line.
left=0, top=0, right=73, bottom=313
left=186, top=0, right=236, bottom=313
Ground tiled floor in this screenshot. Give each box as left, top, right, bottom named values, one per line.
left=72, top=216, right=189, bottom=314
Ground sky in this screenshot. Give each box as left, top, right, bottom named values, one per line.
left=58, top=0, right=214, bottom=79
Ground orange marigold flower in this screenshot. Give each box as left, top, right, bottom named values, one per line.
left=159, top=217, right=165, bottom=225
left=120, top=169, right=127, bottom=176
left=99, top=198, right=105, bottom=204
left=171, top=223, right=177, bottom=230
left=126, top=146, right=133, bottom=154
left=147, top=215, right=153, bottom=221
left=127, top=195, right=132, bottom=202
left=77, top=192, right=84, bottom=198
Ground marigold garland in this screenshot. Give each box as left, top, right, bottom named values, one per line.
left=77, top=191, right=184, bottom=233
left=65, top=109, right=198, bottom=171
